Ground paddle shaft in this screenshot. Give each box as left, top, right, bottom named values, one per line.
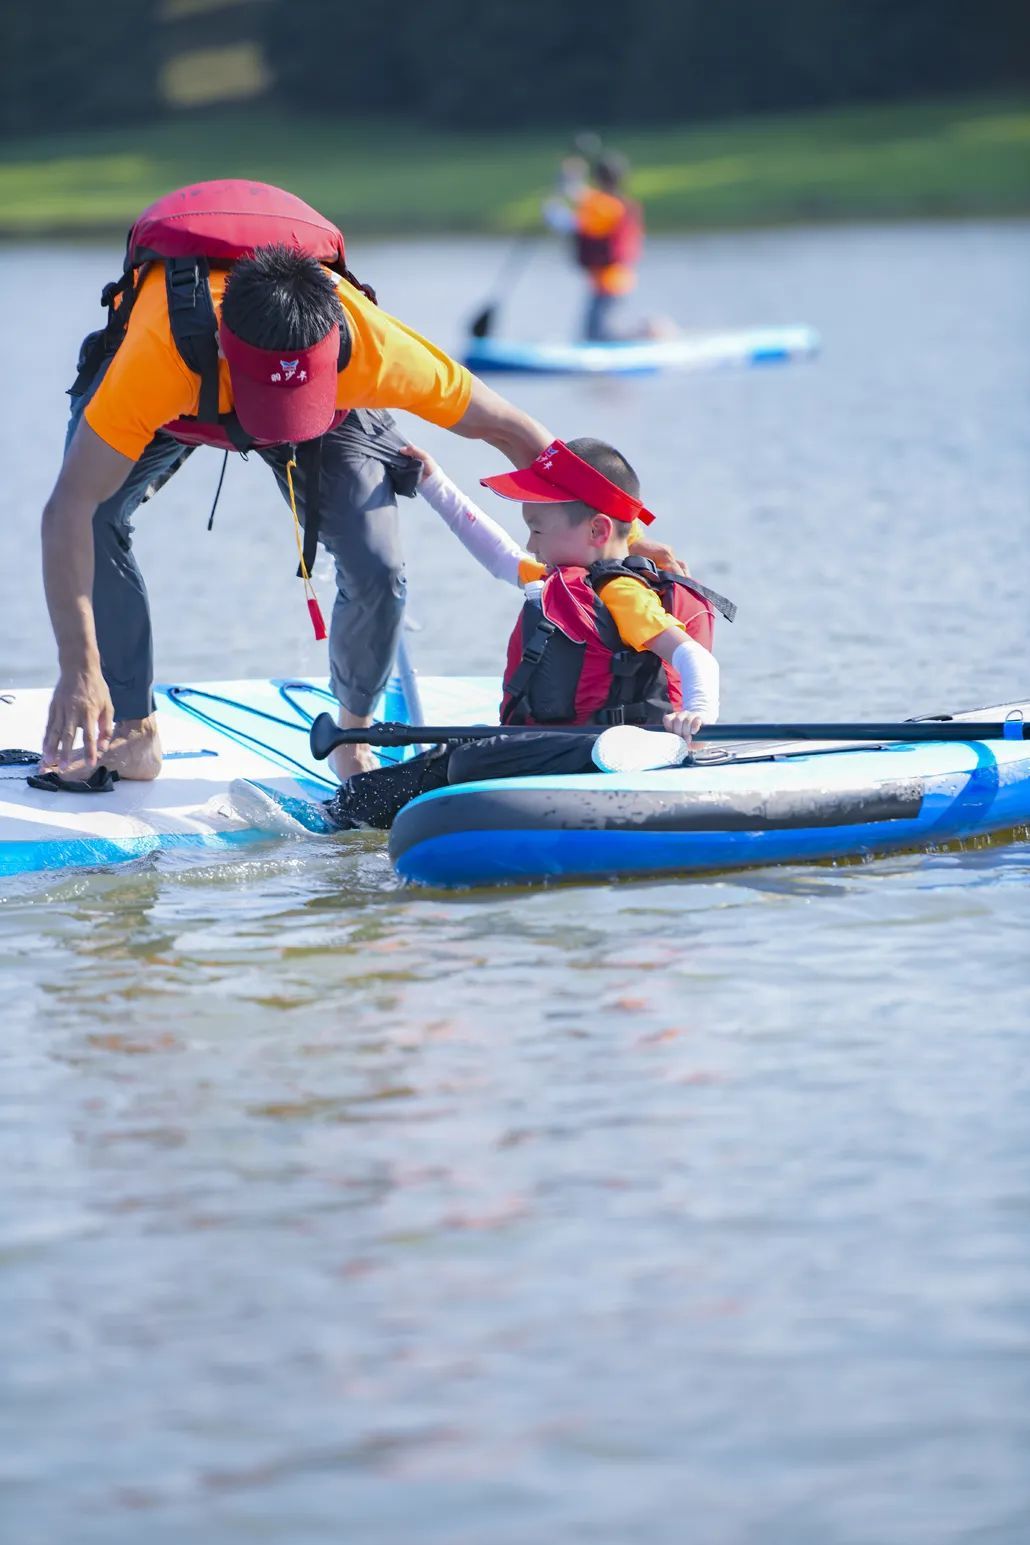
left=468, top=233, right=539, bottom=338
left=308, top=712, right=1027, bottom=758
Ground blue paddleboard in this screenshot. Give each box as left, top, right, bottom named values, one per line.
left=389, top=701, right=1030, bottom=888
left=463, top=325, right=820, bottom=376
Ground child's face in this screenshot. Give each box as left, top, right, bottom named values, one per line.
left=522, top=503, right=621, bottom=567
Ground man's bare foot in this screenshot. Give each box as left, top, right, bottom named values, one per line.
left=329, top=741, right=379, bottom=780
left=328, top=708, right=378, bottom=780
left=43, top=716, right=163, bottom=782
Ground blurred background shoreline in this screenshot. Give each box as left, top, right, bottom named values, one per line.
left=2, top=97, right=1027, bottom=240
left=2, top=0, right=1027, bottom=240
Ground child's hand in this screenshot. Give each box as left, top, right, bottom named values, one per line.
left=400, top=443, right=436, bottom=483
left=663, top=709, right=704, bottom=746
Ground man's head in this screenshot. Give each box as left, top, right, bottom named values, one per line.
left=220, top=244, right=346, bottom=443
left=593, top=152, right=629, bottom=194
left=482, top=437, right=647, bottom=568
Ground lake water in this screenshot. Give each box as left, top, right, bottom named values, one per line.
left=2, top=224, right=1029, bottom=1544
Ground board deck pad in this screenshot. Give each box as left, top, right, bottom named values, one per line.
left=0, top=673, right=499, bottom=878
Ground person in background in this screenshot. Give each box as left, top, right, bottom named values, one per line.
left=543, top=150, right=646, bottom=342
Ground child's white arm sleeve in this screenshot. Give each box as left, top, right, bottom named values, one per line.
left=671, top=637, right=720, bottom=720
left=418, top=466, right=527, bottom=587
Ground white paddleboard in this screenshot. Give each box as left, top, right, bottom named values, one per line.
left=0, top=673, right=499, bottom=878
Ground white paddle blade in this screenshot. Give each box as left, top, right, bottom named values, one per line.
left=592, top=726, right=691, bottom=774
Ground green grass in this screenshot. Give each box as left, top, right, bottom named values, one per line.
left=0, top=94, right=1027, bottom=238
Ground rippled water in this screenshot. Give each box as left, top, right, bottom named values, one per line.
left=2, top=225, right=1029, bottom=1543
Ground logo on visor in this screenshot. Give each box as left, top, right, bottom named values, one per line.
left=269, top=359, right=307, bottom=385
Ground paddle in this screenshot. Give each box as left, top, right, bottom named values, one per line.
left=309, top=712, right=1027, bottom=760
left=467, top=232, right=539, bottom=340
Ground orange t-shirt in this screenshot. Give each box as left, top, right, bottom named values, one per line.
left=516, top=558, right=685, bottom=651
left=84, top=265, right=473, bottom=461
left=576, top=189, right=636, bottom=297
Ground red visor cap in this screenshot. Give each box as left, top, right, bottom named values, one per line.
left=480, top=440, right=655, bottom=525
left=221, top=320, right=341, bottom=444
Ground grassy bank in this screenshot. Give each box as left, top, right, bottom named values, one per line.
left=0, top=94, right=1027, bottom=239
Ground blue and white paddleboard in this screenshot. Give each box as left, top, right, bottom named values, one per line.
left=463, top=325, right=820, bottom=377
left=388, top=701, right=1030, bottom=889
left=6, top=680, right=1027, bottom=888
left=0, top=672, right=498, bottom=878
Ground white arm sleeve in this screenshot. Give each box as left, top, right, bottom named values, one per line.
left=418, top=466, right=528, bottom=587
left=671, top=637, right=720, bottom=721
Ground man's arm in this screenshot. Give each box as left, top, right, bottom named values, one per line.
left=447, top=376, right=553, bottom=468
left=41, top=421, right=136, bottom=767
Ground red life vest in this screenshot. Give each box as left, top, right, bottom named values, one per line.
left=575, top=198, right=644, bottom=273
left=500, top=558, right=734, bottom=727
left=71, top=179, right=373, bottom=452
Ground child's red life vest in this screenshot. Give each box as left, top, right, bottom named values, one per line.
left=500, top=558, right=735, bottom=727
left=70, top=179, right=374, bottom=452
left=575, top=198, right=644, bottom=273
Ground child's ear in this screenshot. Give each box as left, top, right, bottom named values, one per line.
left=590, top=514, right=615, bottom=545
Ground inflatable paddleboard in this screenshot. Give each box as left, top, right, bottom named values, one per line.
left=0, top=672, right=497, bottom=878
left=462, top=325, right=820, bottom=377
left=389, top=700, right=1030, bottom=888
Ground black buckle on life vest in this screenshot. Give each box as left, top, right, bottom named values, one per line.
left=595, top=702, right=650, bottom=727
left=167, top=258, right=202, bottom=299
left=521, top=618, right=555, bottom=665
left=500, top=614, right=556, bottom=723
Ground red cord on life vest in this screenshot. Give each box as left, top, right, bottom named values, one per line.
left=307, top=596, right=328, bottom=641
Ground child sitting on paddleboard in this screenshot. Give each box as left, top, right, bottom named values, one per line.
left=322, top=436, right=732, bottom=830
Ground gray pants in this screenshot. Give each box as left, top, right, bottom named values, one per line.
left=66, top=368, right=407, bottom=721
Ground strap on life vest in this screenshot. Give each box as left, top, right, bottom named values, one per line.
left=588, top=556, right=737, bottom=623
left=501, top=600, right=658, bottom=728
left=500, top=611, right=556, bottom=724
left=297, top=436, right=323, bottom=580
left=67, top=269, right=138, bottom=398
left=602, top=648, right=660, bottom=726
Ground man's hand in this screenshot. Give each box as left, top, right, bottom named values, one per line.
left=630, top=534, right=689, bottom=577
left=40, top=420, right=135, bottom=768
left=42, top=666, right=115, bottom=770
left=663, top=709, right=704, bottom=746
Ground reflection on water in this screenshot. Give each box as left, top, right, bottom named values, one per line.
left=2, top=223, right=1030, bottom=1543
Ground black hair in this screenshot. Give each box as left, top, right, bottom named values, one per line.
left=560, top=436, right=640, bottom=524
left=222, top=243, right=344, bottom=349
left=593, top=152, right=629, bottom=192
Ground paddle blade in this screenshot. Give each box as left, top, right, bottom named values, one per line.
left=469, top=304, right=496, bottom=339
left=592, top=726, right=691, bottom=774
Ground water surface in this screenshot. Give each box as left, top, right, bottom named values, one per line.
left=2, top=224, right=1029, bottom=1543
